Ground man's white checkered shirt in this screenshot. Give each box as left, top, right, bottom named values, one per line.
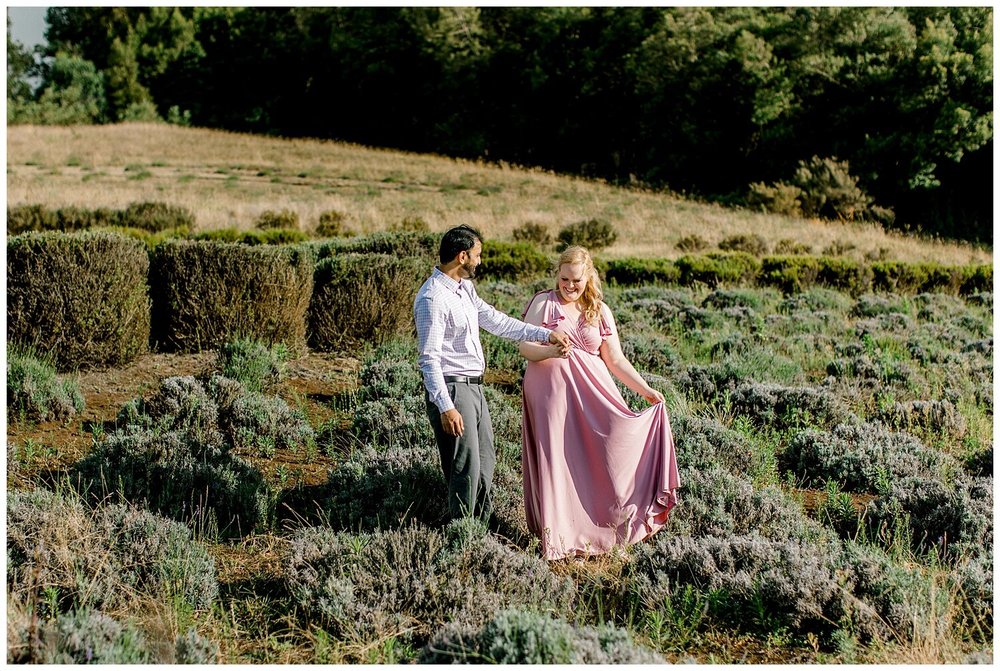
left=414, top=267, right=551, bottom=413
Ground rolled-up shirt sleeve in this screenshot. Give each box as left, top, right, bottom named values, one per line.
left=415, top=294, right=454, bottom=413
left=471, top=286, right=551, bottom=343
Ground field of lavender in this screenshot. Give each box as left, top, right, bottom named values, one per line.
left=7, top=278, right=993, bottom=663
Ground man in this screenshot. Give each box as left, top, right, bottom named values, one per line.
left=414, top=225, right=572, bottom=521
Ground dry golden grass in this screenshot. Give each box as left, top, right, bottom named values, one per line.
left=6, top=122, right=991, bottom=264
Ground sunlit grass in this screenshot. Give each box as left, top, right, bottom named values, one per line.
left=6, top=123, right=990, bottom=264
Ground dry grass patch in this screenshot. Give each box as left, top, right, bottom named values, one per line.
left=7, top=124, right=989, bottom=264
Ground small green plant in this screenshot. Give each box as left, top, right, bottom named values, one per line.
left=6, top=346, right=85, bottom=423
left=255, top=209, right=300, bottom=230
left=718, top=233, right=768, bottom=256
left=217, top=337, right=289, bottom=393
left=747, top=181, right=804, bottom=217
left=391, top=216, right=430, bottom=233
left=316, top=210, right=349, bottom=237
left=676, top=234, right=708, bottom=253
left=556, top=218, right=617, bottom=252
left=822, top=240, right=856, bottom=256
left=774, top=238, right=812, bottom=255
left=817, top=479, right=859, bottom=539
left=512, top=221, right=552, bottom=245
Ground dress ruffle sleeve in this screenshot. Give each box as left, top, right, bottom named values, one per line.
left=523, top=290, right=565, bottom=330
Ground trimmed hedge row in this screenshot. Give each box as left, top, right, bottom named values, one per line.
left=309, top=253, right=427, bottom=351
left=7, top=231, right=151, bottom=369
left=603, top=254, right=991, bottom=296
left=151, top=240, right=314, bottom=353
left=8, top=230, right=992, bottom=370
left=8, top=202, right=195, bottom=234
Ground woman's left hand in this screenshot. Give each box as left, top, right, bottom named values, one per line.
left=642, top=388, right=665, bottom=405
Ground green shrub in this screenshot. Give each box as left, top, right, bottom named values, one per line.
left=675, top=234, right=708, bottom=253
left=309, top=253, right=426, bottom=351
left=120, top=201, right=195, bottom=232
left=392, top=216, right=431, bottom=233
left=871, top=261, right=990, bottom=296
left=760, top=256, right=822, bottom=293
left=192, top=227, right=308, bottom=245
left=121, top=100, right=162, bottom=122
left=421, top=609, right=663, bottom=663
left=317, top=230, right=440, bottom=258
left=960, top=264, right=992, bottom=295
left=478, top=240, right=551, bottom=281
left=151, top=240, right=314, bottom=353
left=821, top=240, right=857, bottom=256
left=255, top=209, right=300, bottom=230
left=747, top=181, right=804, bottom=216
left=512, top=221, right=552, bottom=245
left=675, top=252, right=761, bottom=288
left=57, top=205, right=120, bottom=229
left=7, top=346, right=85, bottom=423
left=7, top=231, right=151, bottom=369
left=718, top=233, right=768, bottom=256
left=217, top=337, right=289, bottom=393
left=316, top=210, right=349, bottom=237
left=603, top=257, right=681, bottom=286
left=556, top=218, right=617, bottom=252
left=7, top=204, right=59, bottom=233
left=817, top=256, right=873, bottom=295
left=774, top=239, right=812, bottom=255
left=792, top=156, right=874, bottom=220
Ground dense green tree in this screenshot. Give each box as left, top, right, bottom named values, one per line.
left=28, top=6, right=995, bottom=240
left=7, top=18, right=36, bottom=103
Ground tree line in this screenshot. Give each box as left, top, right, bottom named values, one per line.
left=7, top=7, right=993, bottom=242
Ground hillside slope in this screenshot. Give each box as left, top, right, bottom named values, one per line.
left=6, top=123, right=990, bottom=264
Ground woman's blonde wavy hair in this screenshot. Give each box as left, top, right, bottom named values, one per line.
left=555, top=245, right=603, bottom=325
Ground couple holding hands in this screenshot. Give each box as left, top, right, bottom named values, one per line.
left=414, top=225, right=679, bottom=560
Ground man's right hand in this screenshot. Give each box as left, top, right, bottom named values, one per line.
left=548, top=330, right=572, bottom=355
left=441, top=408, right=464, bottom=436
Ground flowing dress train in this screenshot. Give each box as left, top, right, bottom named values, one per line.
left=521, top=290, right=680, bottom=560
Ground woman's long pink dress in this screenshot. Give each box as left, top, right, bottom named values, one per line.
left=521, top=290, right=680, bottom=560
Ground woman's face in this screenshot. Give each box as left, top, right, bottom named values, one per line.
left=557, top=262, right=588, bottom=303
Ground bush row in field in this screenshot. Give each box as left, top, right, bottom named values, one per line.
left=8, top=228, right=990, bottom=371
left=8, top=202, right=195, bottom=234
left=600, top=254, right=991, bottom=296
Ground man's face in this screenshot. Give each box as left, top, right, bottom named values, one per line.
left=459, top=240, right=482, bottom=279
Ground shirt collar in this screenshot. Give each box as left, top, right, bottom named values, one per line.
left=432, top=266, right=463, bottom=294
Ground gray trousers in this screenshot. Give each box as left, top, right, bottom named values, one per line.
left=426, top=382, right=495, bottom=521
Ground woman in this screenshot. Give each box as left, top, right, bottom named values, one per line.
left=519, top=246, right=679, bottom=560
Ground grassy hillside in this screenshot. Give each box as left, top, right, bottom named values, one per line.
left=6, top=123, right=990, bottom=264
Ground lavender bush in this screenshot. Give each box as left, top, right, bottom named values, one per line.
left=420, top=609, right=664, bottom=663
left=284, top=520, right=576, bottom=648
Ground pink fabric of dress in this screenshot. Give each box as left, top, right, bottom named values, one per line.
left=521, top=290, right=680, bottom=560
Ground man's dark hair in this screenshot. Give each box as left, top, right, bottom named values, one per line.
left=439, top=225, right=482, bottom=264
